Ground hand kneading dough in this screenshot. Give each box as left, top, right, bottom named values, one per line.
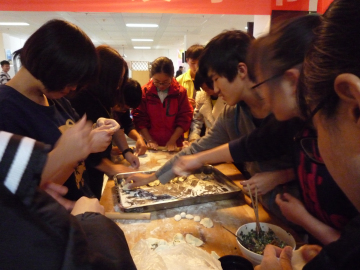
left=200, top=217, right=213, bottom=228
left=185, top=234, right=204, bottom=246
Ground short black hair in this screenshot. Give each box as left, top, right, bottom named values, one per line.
left=150, top=57, right=174, bottom=78
left=1, top=60, right=10, bottom=66
left=13, top=19, right=98, bottom=92
left=198, top=30, right=251, bottom=82
left=123, top=79, right=142, bottom=109
left=194, top=71, right=213, bottom=90
left=186, top=44, right=204, bottom=60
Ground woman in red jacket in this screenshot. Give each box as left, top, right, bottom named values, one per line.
left=133, top=57, right=193, bottom=151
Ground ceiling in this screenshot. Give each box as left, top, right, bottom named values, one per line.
left=0, top=11, right=255, bottom=51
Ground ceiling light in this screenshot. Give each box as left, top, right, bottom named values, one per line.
left=126, top=24, right=158, bottom=28
left=131, top=39, right=153, bottom=42
left=0, top=22, right=29, bottom=26
left=134, top=46, right=151, bottom=49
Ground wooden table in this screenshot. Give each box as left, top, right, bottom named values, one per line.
left=100, top=150, right=299, bottom=257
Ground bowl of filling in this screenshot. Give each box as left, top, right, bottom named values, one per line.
left=236, top=222, right=296, bottom=265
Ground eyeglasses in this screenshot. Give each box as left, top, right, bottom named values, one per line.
left=251, top=74, right=283, bottom=90
left=153, top=79, right=171, bottom=87
left=293, top=99, right=327, bottom=165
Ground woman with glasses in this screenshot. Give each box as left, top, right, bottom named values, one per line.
left=257, top=0, right=360, bottom=268
left=173, top=14, right=357, bottom=246
left=132, top=56, right=193, bottom=151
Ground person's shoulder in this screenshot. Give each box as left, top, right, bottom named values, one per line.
left=0, top=85, right=19, bottom=102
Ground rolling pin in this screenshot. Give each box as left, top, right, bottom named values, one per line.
left=147, top=146, right=181, bottom=152
left=105, top=212, right=151, bottom=220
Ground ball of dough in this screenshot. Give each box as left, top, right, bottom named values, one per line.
left=180, top=212, right=186, bottom=218
left=194, top=216, right=201, bottom=222
left=174, top=214, right=181, bottom=221
left=186, top=214, right=194, bottom=220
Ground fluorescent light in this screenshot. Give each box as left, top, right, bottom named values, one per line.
left=126, top=23, right=158, bottom=28
left=0, top=22, right=29, bottom=26
left=131, top=39, right=153, bottom=42
left=134, top=46, right=151, bottom=49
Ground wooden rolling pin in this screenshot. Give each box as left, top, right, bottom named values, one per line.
left=147, top=146, right=181, bottom=152
left=105, top=212, right=151, bottom=220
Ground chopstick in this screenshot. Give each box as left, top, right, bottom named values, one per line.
left=247, top=184, right=261, bottom=237
left=221, top=225, right=242, bottom=242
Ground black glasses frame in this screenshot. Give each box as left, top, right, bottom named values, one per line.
left=251, top=73, right=283, bottom=90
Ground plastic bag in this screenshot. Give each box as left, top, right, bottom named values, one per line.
left=131, top=238, right=222, bottom=270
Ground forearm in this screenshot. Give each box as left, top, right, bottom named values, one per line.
left=139, top=128, right=152, bottom=142
left=112, top=129, right=129, bottom=152
left=127, top=129, right=142, bottom=142
left=297, top=213, right=341, bottom=245
left=41, top=152, right=78, bottom=185
left=95, top=158, right=117, bottom=176
left=169, top=126, right=184, bottom=142
left=195, top=143, right=233, bottom=165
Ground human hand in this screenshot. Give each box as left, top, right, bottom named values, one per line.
left=147, top=140, right=158, bottom=150
left=96, top=117, right=120, bottom=134
left=240, top=170, right=286, bottom=196
left=125, top=152, right=140, bottom=169
left=275, top=193, right=309, bottom=226
left=182, top=141, right=191, bottom=148
left=254, top=245, right=293, bottom=270
left=108, top=163, right=135, bottom=178
left=291, top=245, right=322, bottom=269
left=41, top=182, right=76, bottom=211
left=173, top=155, right=203, bottom=176
left=71, top=196, right=105, bottom=216
left=188, top=97, right=196, bottom=107
left=54, top=115, right=93, bottom=162
left=135, top=138, right=147, bottom=155
left=89, top=126, right=113, bottom=153
left=125, top=173, right=157, bottom=188
left=165, top=139, right=177, bottom=151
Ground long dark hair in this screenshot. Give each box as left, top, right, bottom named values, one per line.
left=92, top=45, right=128, bottom=108
left=298, top=0, right=360, bottom=119
left=13, top=19, right=98, bottom=92
left=247, top=14, right=321, bottom=83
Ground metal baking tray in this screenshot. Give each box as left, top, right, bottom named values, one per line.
left=114, top=165, right=242, bottom=212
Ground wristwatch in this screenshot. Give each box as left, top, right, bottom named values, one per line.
left=122, top=148, right=134, bottom=157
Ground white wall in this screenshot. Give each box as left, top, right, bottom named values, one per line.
left=0, top=33, right=26, bottom=77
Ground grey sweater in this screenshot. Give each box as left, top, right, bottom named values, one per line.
left=156, top=102, right=292, bottom=184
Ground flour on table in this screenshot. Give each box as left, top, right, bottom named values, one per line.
left=194, top=216, right=201, bottom=222
left=200, top=217, right=213, bottom=228
left=186, top=214, right=194, bottom=220
left=185, top=234, right=204, bottom=247
left=174, top=214, right=181, bottom=221
left=155, top=154, right=167, bottom=160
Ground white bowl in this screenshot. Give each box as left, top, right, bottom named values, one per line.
left=236, top=222, right=296, bottom=265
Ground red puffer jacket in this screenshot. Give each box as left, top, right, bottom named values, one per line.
left=133, top=78, right=193, bottom=147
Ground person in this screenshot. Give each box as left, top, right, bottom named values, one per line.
left=126, top=31, right=295, bottom=226
left=0, top=19, right=118, bottom=201
left=187, top=71, right=226, bottom=142
left=112, top=78, right=147, bottom=156
left=173, top=15, right=357, bottom=245
left=69, top=45, right=138, bottom=199
left=175, top=65, right=183, bottom=78
left=132, top=56, right=193, bottom=151
left=0, top=60, right=11, bottom=85
left=257, top=0, right=360, bottom=268
left=0, top=126, right=136, bottom=269
left=177, top=44, right=204, bottom=107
